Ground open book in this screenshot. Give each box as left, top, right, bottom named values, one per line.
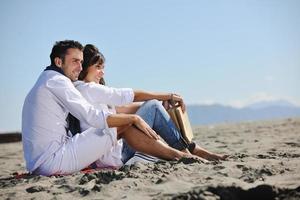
left=167, top=106, right=194, bottom=143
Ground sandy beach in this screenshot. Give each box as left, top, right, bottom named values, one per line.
left=1, top=118, right=300, bottom=199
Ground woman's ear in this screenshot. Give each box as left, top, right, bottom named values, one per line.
left=54, top=57, right=63, bottom=67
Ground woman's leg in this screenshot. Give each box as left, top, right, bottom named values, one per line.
left=121, top=139, right=136, bottom=163
left=121, top=99, right=187, bottom=163
left=136, top=100, right=188, bottom=151
left=136, top=100, right=227, bottom=161
left=192, top=144, right=228, bottom=161
left=121, top=126, right=189, bottom=161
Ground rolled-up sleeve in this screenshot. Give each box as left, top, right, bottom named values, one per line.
left=121, top=87, right=134, bottom=105
left=46, top=76, right=112, bottom=129
left=75, top=81, right=134, bottom=106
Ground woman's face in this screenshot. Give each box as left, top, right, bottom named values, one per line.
left=84, top=62, right=105, bottom=83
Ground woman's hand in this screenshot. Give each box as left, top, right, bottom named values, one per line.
left=133, top=115, right=159, bottom=140
left=168, top=93, right=186, bottom=113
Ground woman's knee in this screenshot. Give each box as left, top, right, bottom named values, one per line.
left=143, top=99, right=162, bottom=110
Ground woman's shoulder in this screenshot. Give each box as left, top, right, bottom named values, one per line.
left=73, top=81, right=107, bottom=91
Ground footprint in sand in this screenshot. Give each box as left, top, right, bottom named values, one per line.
left=230, top=153, right=249, bottom=161
left=213, top=165, right=226, bottom=171
left=26, top=185, right=46, bottom=193
left=236, top=164, right=250, bottom=172
left=237, top=165, right=276, bottom=183
left=285, top=142, right=300, bottom=148
left=279, top=152, right=300, bottom=158
left=256, top=154, right=276, bottom=159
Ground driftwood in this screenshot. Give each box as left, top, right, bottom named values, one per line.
left=0, top=132, right=22, bottom=143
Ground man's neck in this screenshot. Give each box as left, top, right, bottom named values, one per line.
left=44, top=65, right=65, bottom=75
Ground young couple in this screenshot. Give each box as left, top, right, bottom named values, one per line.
left=22, top=40, right=227, bottom=176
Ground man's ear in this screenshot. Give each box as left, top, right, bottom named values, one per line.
left=54, top=57, right=63, bottom=68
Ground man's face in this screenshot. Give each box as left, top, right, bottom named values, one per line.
left=59, top=48, right=83, bottom=81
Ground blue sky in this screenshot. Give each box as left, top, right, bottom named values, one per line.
left=0, top=0, right=299, bottom=132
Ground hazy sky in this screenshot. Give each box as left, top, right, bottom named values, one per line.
left=0, top=0, right=299, bottom=132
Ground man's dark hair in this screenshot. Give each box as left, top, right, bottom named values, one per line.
left=50, top=40, right=84, bottom=65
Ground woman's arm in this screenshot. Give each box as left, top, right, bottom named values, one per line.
left=75, top=82, right=133, bottom=106
left=133, top=90, right=186, bottom=112
left=115, top=102, right=142, bottom=114
left=133, top=90, right=172, bottom=102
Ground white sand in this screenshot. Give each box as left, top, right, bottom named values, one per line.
left=1, top=118, right=300, bottom=199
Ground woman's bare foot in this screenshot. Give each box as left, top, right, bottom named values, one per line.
left=181, top=148, right=192, bottom=155
left=179, top=151, right=210, bottom=163
left=191, top=145, right=229, bottom=161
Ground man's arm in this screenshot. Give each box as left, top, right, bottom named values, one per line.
left=106, top=113, right=159, bottom=140
left=47, top=74, right=111, bottom=129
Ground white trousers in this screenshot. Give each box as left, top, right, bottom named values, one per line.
left=34, top=128, right=120, bottom=176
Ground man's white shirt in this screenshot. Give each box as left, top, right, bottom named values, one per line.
left=22, top=70, right=113, bottom=172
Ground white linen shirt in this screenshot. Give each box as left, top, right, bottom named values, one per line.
left=22, top=70, right=112, bottom=172
left=74, top=81, right=134, bottom=167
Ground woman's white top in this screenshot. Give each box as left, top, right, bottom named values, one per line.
left=74, top=81, right=134, bottom=168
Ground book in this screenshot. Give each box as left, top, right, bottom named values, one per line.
left=167, top=106, right=194, bottom=143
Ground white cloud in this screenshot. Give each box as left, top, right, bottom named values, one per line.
left=227, top=100, right=248, bottom=108
left=188, top=99, right=217, bottom=106
left=247, top=92, right=278, bottom=103
left=187, top=93, right=300, bottom=108
left=228, top=92, right=300, bottom=108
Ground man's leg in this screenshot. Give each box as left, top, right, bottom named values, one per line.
left=35, top=128, right=115, bottom=175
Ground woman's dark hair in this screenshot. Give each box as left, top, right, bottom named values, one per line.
left=50, top=40, right=83, bottom=65
left=79, top=44, right=106, bottom=85
left=68, top=43, right=106, bottom=135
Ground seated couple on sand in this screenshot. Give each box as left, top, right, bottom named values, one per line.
left=22, top=40, right=227, bottom=176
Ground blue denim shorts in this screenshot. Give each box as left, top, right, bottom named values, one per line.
left=121, top=100, right=188, bottom=163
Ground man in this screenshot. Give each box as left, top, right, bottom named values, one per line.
left=22, top=40, right=190, bottom=176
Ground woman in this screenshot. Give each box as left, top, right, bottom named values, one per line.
left=75, top=44, right=227, bottom=168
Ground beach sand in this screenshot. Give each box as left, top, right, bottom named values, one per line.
left=1, top=118, right=300, bottom=199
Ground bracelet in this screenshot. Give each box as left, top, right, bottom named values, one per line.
left=187, top=142, right=196, bottom=153
left=169, top=93, right=176, bottom=106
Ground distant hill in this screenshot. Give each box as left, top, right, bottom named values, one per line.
left=247, top=100, right=297, bottom=109
left=187, top=100, right=300, bottom=125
